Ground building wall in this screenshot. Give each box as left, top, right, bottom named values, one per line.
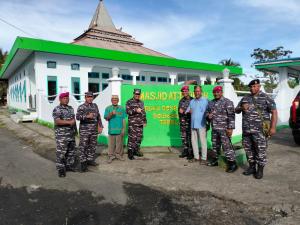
left=8, top=54, right=35, bottom=111
left=33, top=52, right=222, bottom=99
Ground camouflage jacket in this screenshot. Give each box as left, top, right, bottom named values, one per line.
left=236, top=91, right=276, bottom=133
left=52, top=104, right=76, bottom=137
left=76, top=102, right=103, bottom=128
left=126, top=98, right=147, bottom=126
left=208, top=97, right=235, bottom=130
left=178, top=96, right=193, bottom=119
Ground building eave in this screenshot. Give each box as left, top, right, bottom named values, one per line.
left=0, top=37, right=243, bottom=78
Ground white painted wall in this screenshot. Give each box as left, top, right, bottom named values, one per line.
left=7, top=55, right=35, bottom=111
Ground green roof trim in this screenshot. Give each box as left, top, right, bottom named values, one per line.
left=255, top=61, right=300, bottom=70
left=0, top=37, right=243, bottom=78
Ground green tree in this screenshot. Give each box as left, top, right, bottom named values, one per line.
left=0, top=48, right=8, bottom=104
left=251, top=46, right=293, bottom=91
left=0, top=48, right=8, bottom=70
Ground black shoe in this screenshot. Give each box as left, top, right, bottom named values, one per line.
left=226, top=161, right=238, bottom=173
left=128, top=155, right=135, bottom=160
left=87, top=161, right=99, bottom=166
left=207, top=159, right=218, bottom=167
left=128, top=149, right=134, bottom=160
left=134, top=151, right=143, bottom=157
left=186, top=155, right=194, bottom=160
left=179, top=154, right=188, bottom=158
left=58, top=168, right=66, bottom=177
left=80, top=162, right=88, bottom=173
left=243, top=162, right=256, bottom=176
left=179, top=149, right=188, bottom=158
left=254, top=165, right=264, bottom=179
left=66, top=165, right=78, bottom=172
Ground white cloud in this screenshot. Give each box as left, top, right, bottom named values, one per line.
left=0, top=0, right=91, bottom=50
left=0, top=0, right=206, bottom=56
left=235, top=0, right=300, bottom=23
left=118, top=14, right=205, bottom=50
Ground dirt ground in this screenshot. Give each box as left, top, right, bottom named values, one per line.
left=0, top=107, right=299, bottom=225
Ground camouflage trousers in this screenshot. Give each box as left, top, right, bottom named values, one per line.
left=127, top=124, right=143, bottom=154
left=211, top=129, right=235, bottom=162
left=79, top=124, right=98, bottom=163
left=55, top=134, right=76, bottom=170
left=179, top=116, right=192, bottom=152
left=242, top=132, right=267, bottom=166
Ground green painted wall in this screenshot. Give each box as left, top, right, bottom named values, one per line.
left=120, top=84, right=243, bottom=147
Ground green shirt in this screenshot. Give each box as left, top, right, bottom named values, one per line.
left=104, top=105, right=126, bottom=135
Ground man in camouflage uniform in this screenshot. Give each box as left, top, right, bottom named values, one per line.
left=207, top=86, right=237, bottom=172
left=236, top=79, right=277, bottom=179
left=126, top=89, right=147, bottom=160
left=52, top=92, right=77, bottom=177
left=76, top=92, right=103, bottom=172
left=178, top=85, right=193, bottom=159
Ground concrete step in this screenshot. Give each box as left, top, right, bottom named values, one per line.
left=10, top=111, right=38, bottom=123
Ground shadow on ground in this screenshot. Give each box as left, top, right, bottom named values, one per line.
left=0, top=182, right=279, bottom=225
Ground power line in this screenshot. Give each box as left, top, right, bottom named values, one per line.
left=0, top=17, right=38, bottom=38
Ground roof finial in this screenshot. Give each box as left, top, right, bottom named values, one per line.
left=88, top=0, right=115, bottom=29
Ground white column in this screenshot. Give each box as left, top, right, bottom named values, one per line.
left=278, top=67, right=289, bottom=89
left=218, top=68, right=235, bottom=99
left=218, top=68, right=242, bottom=137
left=200, top=76, right=206, bottom=85
left=130, top=69, right=140, bottom=85
left=275, top=67, right=294, bottom=125
left=210, top=76, right=217, bottom=85
left=108, top=67, right=123, bottom=97
left=169, top=73, right=177, bottom=85
left=112, top=67, right=119, bottom=78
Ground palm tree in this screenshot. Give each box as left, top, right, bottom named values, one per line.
left=0, top=48, right=8, bottom=70
left=219, top=58, right=241, bottom=67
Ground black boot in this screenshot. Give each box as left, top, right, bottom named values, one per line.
left=128, top=149, right=134, bottom=160
left=207, top=158, right=218, bottom=167
left=66, top=164, right=78, bottom=172
left=58, top=168, right=66, bottom=177
left=254, top=165, right=264, bottom=179
left=226, top=161, right=238, bottom=173
left=80, top=162, right=88, bottom=173
left=134, top=150, right=143, bottom=157
left=243, top=162, right=256, bottom=176
left=87, top=160, right=99, bottom=166
left=179, top=149, right=188, bottom=158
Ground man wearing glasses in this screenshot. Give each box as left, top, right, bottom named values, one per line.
left=178, top=86, right=193, bottom=160
left=186, top=85, right=209, bottom=164
left=126, top=89, right=147, bottom=160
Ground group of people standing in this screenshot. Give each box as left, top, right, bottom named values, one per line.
left=53, top=78, right=277, bottom=180
left=178, top=79, right=277, bottom=179
left=52, top=89, right=146, bottom=177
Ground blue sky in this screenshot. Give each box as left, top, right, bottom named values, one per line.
left=1, top=0, right=300, bottom=80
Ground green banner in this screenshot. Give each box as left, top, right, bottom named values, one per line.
left=121, top=84, right=216, bottom=147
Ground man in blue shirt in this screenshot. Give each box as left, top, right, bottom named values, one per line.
left=186, top=85, right=209, bottom=164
